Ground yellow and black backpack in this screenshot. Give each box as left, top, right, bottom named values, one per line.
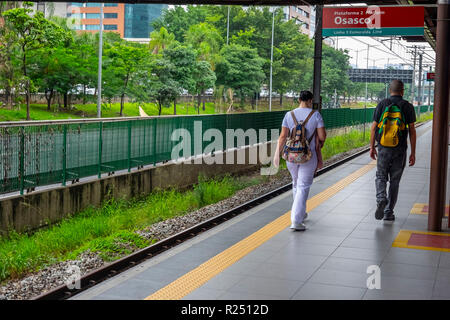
left=377, top=101, right=407, bottom=147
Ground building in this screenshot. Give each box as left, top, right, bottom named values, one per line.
left=282, top=6, right=312, bottom=37
left=34, top=2, right=166, bottom=41
left=124, top=3, right=166, bottom=41
left=67, top=3, right=125, bottom=37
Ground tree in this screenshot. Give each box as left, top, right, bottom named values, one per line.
left=146, top=57, right=182, bottom=116
left=152, top=5, right=209, bottom=42
left=71, top=32, right=97, bottom=105
left=3, top=4, right=71, bottom=119
left=215, top=44, right=265, bottom=108
left=0, top=7, right=21, bottom=109
left=191, top=60, right=216, bottom=113
left=272, top=32, right=313, bottom=106
left=321, top=45, right=351, bottom=103
left=104, top=43, right=147, bottom=116
left=149, top=27, right=176, bottom=54
left=185, top=22, right=223, bottom=70
left=162, top=44, right=197, bottom=114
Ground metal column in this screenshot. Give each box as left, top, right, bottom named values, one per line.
left=312, top=4, right=323, bottom=111
left=428, top=66, right=432, bottom=107
left=97, top=4, right=103, bottom=118
left=411, top=46, right=417, bottom=105
left=428, top=0, right=450, bottom=231
left=418, top=53, right=423, bottom=106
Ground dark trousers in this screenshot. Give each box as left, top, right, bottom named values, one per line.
left=375, top=146, right=407, bottom=215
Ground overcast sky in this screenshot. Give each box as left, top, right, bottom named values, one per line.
left=166, top=4, right=436, bottom=71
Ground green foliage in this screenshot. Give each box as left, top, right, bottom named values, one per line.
left=149, top=27, right=176, bottom=54
left=321, top=129, right=370, bottom=161
left=216, top=44, right=265, bottom=106
left=416, top=111, right=433, bottom=123
left=0, top=4, right=357, bottom=119
left=0, top=175, right=244, bottom=282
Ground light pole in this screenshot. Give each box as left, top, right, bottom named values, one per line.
left=428, top=65, right=433, bottom=108
left=349, top=48, right=366, bottom=68
left=269, top=7, right=275, bottom=112
left=369, top=58, right=385, bottom=68
left=97, top=4, right=103, bottom=118
left=362, top=44, right=379, bottom=140
left=226, top=6, right=230, bottom=45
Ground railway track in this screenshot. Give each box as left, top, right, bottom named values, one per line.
left=33, top=119, right=431, bottom=300
left=33, top=146, right=371, bottom=300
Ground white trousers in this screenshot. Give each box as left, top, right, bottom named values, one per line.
left=286, top=154, right=317, bottom=225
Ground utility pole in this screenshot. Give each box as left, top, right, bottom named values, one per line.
left=429, top=0, right=450, bottom=231
left=410, top=45, right=417, bottom=105
left=418, top=52, right=423, bottom=107
left=312, top=4, right=323, bottom=111
left=428, top=65, right=432, bottom=108
left=269, top=7, right=275, bottom=112
left=97, top=4, right=103, bottom=118
left=364, top=43, right=369, bottom=141
left=226, top=6, right=230, bottom=45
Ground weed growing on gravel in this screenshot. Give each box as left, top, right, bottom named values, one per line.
left=416, top=112, right=433, bottom=123
left=0, top=175, right=254, bottom=282
left=321, top=129, right=370, bottom=161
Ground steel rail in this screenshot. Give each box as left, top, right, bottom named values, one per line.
left=32, top=145, right=372, bottom=300
left=32, top=120, right=430, bottom=300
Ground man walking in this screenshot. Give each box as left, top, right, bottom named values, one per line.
left=370, top=79, right=417, bottom=221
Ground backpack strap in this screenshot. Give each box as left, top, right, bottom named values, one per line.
left=289, top=110, right=317, bottom=142
left=290, top=110, right=299, bottom=126
left=307, top=129, right=317, bottom=144
left=303, top=110, right=316, bottom=126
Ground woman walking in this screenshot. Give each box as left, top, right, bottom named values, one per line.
left=273, top=91, right=326, bottom=231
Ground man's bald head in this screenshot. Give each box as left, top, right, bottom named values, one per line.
left=389, top=80, right=404, bottom=96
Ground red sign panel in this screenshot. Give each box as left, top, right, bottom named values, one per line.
left=323, top=6, right=424, bottom=29
left=427, top=72, right=435, bottom=81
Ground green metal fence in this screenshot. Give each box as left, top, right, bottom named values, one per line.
left=0, top=105, right=433, bottom=195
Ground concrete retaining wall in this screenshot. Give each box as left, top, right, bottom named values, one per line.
left=0, top=142, right=276, bottom=235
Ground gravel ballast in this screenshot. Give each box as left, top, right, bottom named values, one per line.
left=0, top=145, right=370, bottom=300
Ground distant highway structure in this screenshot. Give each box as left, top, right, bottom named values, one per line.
left=348, top=68, right=413, bottom=83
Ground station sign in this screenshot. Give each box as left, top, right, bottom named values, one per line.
left=323, top=6, right=424, bottom=37
left=427, top=72, right=435, bottom=82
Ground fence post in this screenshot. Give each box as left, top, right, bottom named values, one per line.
left=98, top=121, right=103, bottom=179
left=152, top=118, right=157, bottom=166
left=19, top=126, right=25, bottom=195
left=128, top=120, right=132, bottom=172
left=62, top=124, right=67, bottom=186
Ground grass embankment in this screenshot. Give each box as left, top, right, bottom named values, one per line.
left=0, top=99, right=297, bottom=121
left=0, top=174, right=267, bottom=282
left=416, top=111, right=433, bottom=123
left=341, top=102, right=378, bottom=109
left=0, top=114, right=433, bottom=283
left=0, top=104, right=82, bottom=121
left=321, top=129, right=370, bottom=161
left=0, top=101, right=218, bottom=121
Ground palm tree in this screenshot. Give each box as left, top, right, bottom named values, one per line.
left=149, top=27, right=175, bottom=54
left=185, top=22, right=222, bottom=71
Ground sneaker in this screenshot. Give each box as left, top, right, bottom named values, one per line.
left=383, top=213, right=395, bottom=221
left=290, top=223, right=306, bottom=231
left=303, top=213, right=308, bottom=221
left=375, top=200, right=387, bottom=220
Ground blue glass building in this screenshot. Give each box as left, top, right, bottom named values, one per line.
left=124, top=4, right=168, bottom=39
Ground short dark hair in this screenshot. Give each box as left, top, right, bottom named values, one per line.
left=389, top=80, right=404, bottom=93
left=299, top=90, right=313, bottom=101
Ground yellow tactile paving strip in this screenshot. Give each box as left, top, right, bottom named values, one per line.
left=145, top=160, right=376, bottom=300
left=393, top=229, right=450, bottom=252
left=411, top=203, right=427, bottom=214
left=411, top=203, right=449, bottom=216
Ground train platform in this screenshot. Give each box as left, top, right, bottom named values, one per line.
left=72, top=120, right=450, bottom=300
